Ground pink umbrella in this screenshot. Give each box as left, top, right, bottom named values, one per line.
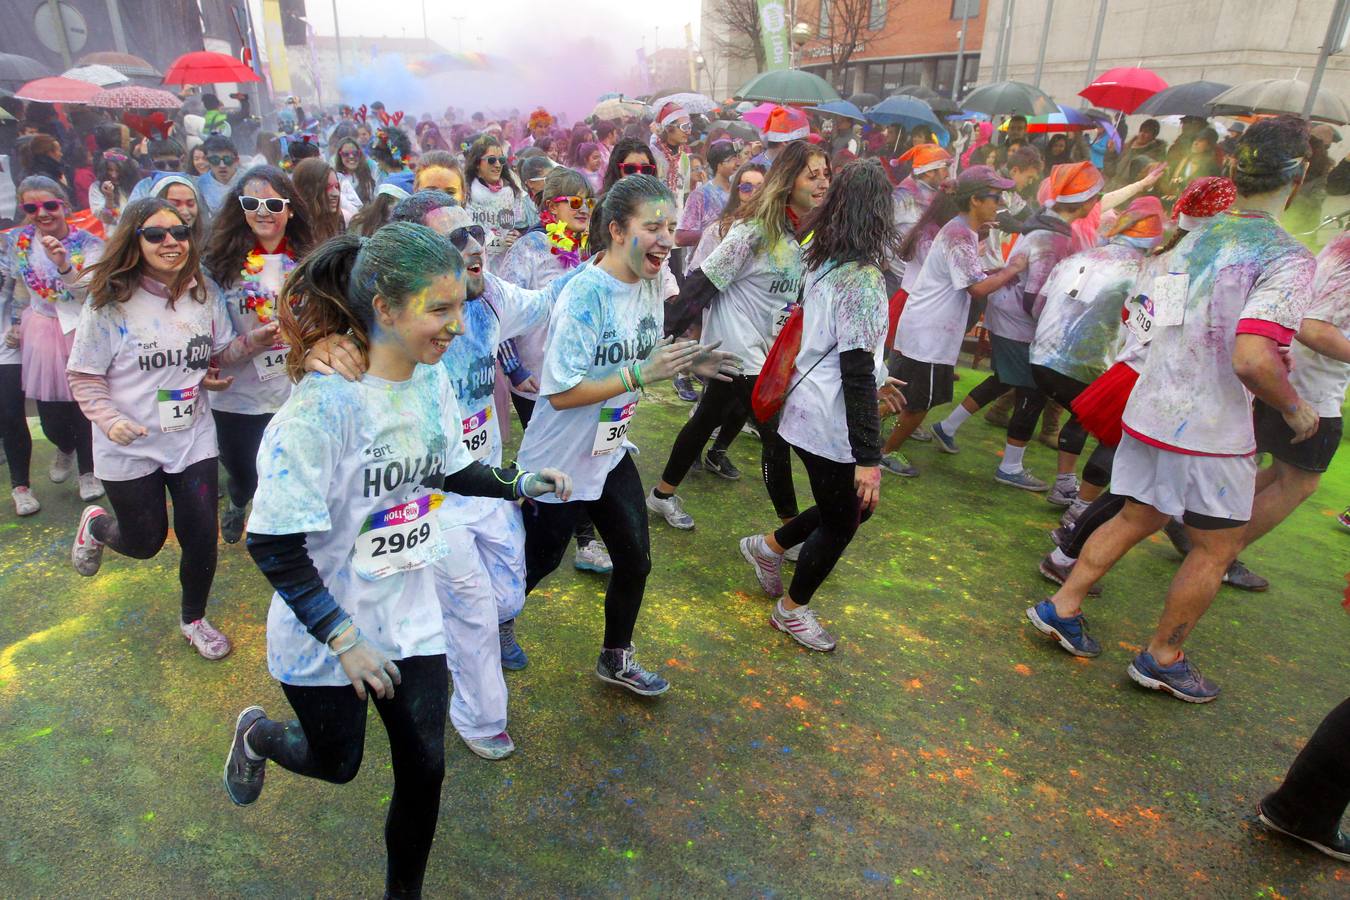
left=1079, top=67, right=1169, bottom=114
left=739, top=102, right=779, bottom=129
left=88, top=86, right=183, bottom=109
left=14, top=76, right=102, bottom=104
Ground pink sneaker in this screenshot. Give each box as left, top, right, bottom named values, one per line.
left=72, top=505, right=107, bottom=576
left=181, top=618, right=232, bottom=660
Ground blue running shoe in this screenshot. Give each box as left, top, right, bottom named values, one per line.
left=996, top=467, right=1050, bottom=492
left=1127, top=651, right=1220, bottom=703
left=1026, top=599, right=1101, bottom=657
left=499, top=619, right=528, bottom=670
left=673, top=374, right=699, bottom=402
left=596, top=644, right=669, bottom=696
left=931, top=421, right=960, bottom=454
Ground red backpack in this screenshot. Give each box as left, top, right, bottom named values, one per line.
left=750, top=281, right=837, bottom=423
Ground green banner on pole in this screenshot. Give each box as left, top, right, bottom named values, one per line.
left=758, top=0, right=790, bottom=70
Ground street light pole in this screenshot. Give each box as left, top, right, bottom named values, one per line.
left=953, top=9, right=968, bottom=100
left=1033, top=0, right=1054, bottom=88
left=1084, top=0, right=1109, bottom=88
left=1305, top=0, right=1350, bottom=118
left=331, top=0, right=344, bottom=82
left=998, top=0, right=1017, bottom=80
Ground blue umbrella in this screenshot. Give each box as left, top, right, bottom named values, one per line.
left=866, top=94, right=949, bottom=145
left=806, top=99, right=866, bottom=123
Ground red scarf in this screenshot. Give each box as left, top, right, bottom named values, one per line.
left=785, top=205, right=802, bottom=235
left=252, top=237, right=293, bottom=259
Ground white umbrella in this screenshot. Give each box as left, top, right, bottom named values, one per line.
left=62, top=64, right=129, bottom=87
left=653, top=92, right=719, bottom=115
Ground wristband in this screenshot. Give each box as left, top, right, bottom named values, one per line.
left=329, top=624, right=361, bottom=655
left=333, top=633, right=363, bottom=656
left=631, top=361, right=645, bottom=391
left=617, top=365, right=632, bottom=393
left=326, top=616, right=354, bottom=647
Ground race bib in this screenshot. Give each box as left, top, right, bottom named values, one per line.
left=592, top=399, right=637, bottom=456
left=460, top=406, right=493, bottom=462
left=1125, top=296, right=1155, bottom=345
left=1151, top=273, right=1189, bottom=328
left=252, top=346, right=290, bottom=382
left=352, top=493, right=446, bottom=580
left=157, top=385, right=198, bottom=433
left=772, top=302, right=795, bottom=337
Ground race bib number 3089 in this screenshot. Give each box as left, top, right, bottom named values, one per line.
left=461, top=406, right=493, bottom=462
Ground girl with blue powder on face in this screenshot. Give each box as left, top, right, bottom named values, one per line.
left=517, top=174, right=742, bottom=696
left=221, top=222, right=572, bottom=899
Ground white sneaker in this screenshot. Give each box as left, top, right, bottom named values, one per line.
left=78, top=472, right=104, bottom=501
left=12, top=486, right=40, bottom=516
left=770, top=601, right=836, bottom=651
left=49, top=450, right=75, bottom=484
left=739, top=534, right=783, bottom=597
left=72, top=505, right=107, bottom=576
left=646, top=489, right=694, bottom=529
left=181, top=618, right=232, bottom=660
left=574, top=540, right=613, bottom=573
left=1046, top=477, right=1078, bottom=508
left=783, top=543, right=801, bottom=562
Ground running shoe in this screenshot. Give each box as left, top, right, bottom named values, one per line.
left=499, top=619, right=528, bottom=670
left=220, top=501, right=248, bottom=545
left=1162, top=518, right=1193, bottom=556
left=1037, top=554, right=1103, bottom=596
left=223, top=705, right=267, bottom=806
left=12, top=486, right=39, bottom=516
left=739, top=534, right=784, bottom=597
left=1222, top=559, right=1269, bottom=592
left=703, top=448, right=741, bottom=480
left=1046, top=478, right=1078, bottom=508
left=1060, top=497, right=1090, bottom=530
left=770, top=601, right=837, bottom=652
left=879, top=453, right=919, bottom=478
left=596, top=644, right=669, bottom=696
left=463, top=731, right=515, bottom=760
left=181, top=618, right=232, bottom=660
left=78, top=472, right=104, bottom=502
left=573, top=540, right=613, bottom=574
left=930, top=421, right=960, bottom=454
left=673, top=374, right=699, bottom=402
left=646, top=489, right=694, bottom=529
left=783, top=543, right=801, bottom=562
left=910, top=426, right=933, bottom=443
left=49, top=450, right=75, bottom=484
left=1338, top=507, right=1350, bottom=532
left=1025, top=599, right=1101, bottom=657
left=71, top=505, right=107, bottom=577
left=995, top=467, right=1049, bottom=492
left=1049, top=523, right=1075, bottom=550
left=1257, top=797, right=1350, bottom=862
left=1126, top=651, right=1219, bottom=703
left=741, top=421, right=760, bottom=439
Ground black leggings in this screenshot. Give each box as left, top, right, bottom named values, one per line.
left=1063, top=490, right=1126, bottom=559
left=0, top=364, right=32, bottom=487
left=964, top=374, right=1045, bottom=442
left=524, top=453, right=651, bottom=648
left=511, top=394, right=595, bottom=548
left=771, top=445, right=874, bottom=605
left=659, top=374, right=798, bottom=519
left=212, top=410, right=272, bottom=508
left=35, top=399, right=93, bottom=475
left=1262, top=697, right=1350, bottom=840
left=90, top=457, right=219, bottom=622
left=248, top=655, right=449, bottom=900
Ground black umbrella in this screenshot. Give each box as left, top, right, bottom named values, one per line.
left=960, top=80, right=1058, bottom=117
left=0, top=52, right=50, bottom=84
left=709, top=119, right=760, bottom=142
left=848, top=92, right=880, bottom=110
left=1134, top=80, right=1230, bottom=118
left=895, top=84, right=962, bottom=116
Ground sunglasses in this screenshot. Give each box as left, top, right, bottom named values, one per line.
left=206, top=155, right=237, bottom=167
left=549, top=195, right=595, bottom=211
left=339, top=149, right=361, bottom=158
left=737, top=182, right=758, bottom=194
left=104, top=150, right=129, bottom=163
left=153, top=158, right=180, bottom=170
left=22, top=200, right=64, bottom=214
left=138, top=225, right=192, bottom=244
left=482, top=156, right=505, bottom=166
left=676, top=122, right=693, bottom=133
left=619, top=163, right=658, bottom=177
left=448, top=225, right=486, bottom=250
left=239, top=196, right=290, bottom=214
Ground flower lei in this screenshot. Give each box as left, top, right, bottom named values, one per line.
left=15, top=227, right=87, bottom=305
left=240, top=241, right=298, bottom=324
left=539, top=210, right=587, bottom=269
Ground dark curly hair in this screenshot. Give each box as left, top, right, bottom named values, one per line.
left=802, top=158, right=899, bottom=270
left=1232, top=115, right=1310, bottom=197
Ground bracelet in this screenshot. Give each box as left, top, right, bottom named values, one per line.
left=617, top=365, right=632, bottom=393
left=325, top=616, right=354, bottom=647
left=630, top=361, right=645, bottom=391
left=330, top=626, right=362, bottom=656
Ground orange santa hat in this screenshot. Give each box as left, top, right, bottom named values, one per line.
left=1043, top=161, right=1105, bottom=208
left=895, top=143, right=952, bottom=175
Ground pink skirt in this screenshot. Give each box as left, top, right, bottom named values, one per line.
left=20, top=309, right=76, bottom=402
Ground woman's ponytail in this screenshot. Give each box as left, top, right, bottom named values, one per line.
left=280, top=234, right=366, bottom=381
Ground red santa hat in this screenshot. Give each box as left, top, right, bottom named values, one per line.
left=763, top=106, right=810, bottom=143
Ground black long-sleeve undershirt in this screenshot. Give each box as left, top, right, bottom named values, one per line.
left=839, top=348, right=882, bottom=466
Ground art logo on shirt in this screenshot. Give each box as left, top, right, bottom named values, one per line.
left=137, top=334, right=213, bottom=372
left=362, top=442, right=449, bottom=498
left=593, top=314, right=659, bottom=367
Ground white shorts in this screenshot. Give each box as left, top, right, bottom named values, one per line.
left=1113, top=432, right=1257, bottom=526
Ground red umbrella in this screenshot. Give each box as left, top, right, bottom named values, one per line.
left=14, top=76, right=102, bottom=104
left=1079, top=67, right=1169, bottom=113
left=162, top=51, right=261, bottom=85
left=88, top=85, right=183, bottom=109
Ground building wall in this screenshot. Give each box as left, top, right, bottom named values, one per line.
left=979, top=0, right=1350, bottom=108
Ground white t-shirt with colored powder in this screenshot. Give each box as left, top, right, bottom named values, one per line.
left=517, top=264, right=661, bottom=501
left=894, top=216, right=986, bottom=366
left=1289, top=231, right=1350, bottom=418
left=986, top=223, right=1074, bottom=343
left=496, top=229, right=571, bottom=397
left=209, top=258, right=296, bottom=416
left=700, top=221, right=804, bottom=375
left=1030, top=240, right=1145, bottom=384
left=248, top=364, right=475, bottom=687
left=468, top=180, right=536, bottom=269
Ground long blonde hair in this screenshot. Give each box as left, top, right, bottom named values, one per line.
left=729, top=141, right=827, bottom=248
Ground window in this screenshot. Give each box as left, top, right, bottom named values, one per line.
left=818, top=0, right=830, bottom=38
left=870, top=0, right=887, bottom=30
left=951, top=0, right=980, bottom=18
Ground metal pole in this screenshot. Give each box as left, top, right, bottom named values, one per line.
left=104, top=0, right=129, bottom=53
left=953, top=9, right=968, bottom=99
left=990, top=0, right=1007, bottom=81
left=421, top=0, right=428, bottom=40
left=999, top=0, right=1017, bottom=80
left=1084, top=0, right=1109, bottom=87
left=45, top=0, right=73, bottom=69
left=331, top=0, right=344, bottom=82
left=1304, top=0, right=1350, bottom=118
left=1033, top=0, right=1054, bottom=88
